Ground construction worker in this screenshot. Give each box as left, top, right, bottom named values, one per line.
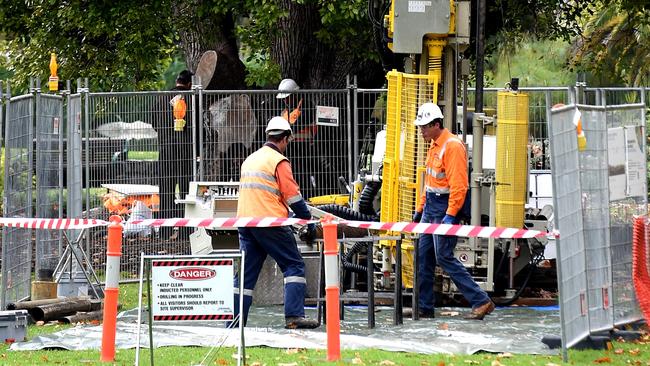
left=233, top=116, right=319, bottom=329
left=277, top=78, right=303, bottom=124
left=412, top=102, right=495, bottom=320
left=155, top=69, right=194, bottom=240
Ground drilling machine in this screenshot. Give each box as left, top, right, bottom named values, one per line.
left=313, top=0, right=554, bottom=304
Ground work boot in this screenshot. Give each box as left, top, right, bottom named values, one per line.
left=285, top=316, right=319, bottom=329
left=464, top=301, right=495, bottom=320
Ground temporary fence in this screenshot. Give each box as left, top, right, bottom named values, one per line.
left=549, top=101, right=646, bottom=360
left=1, top=80, right=649, bottom=312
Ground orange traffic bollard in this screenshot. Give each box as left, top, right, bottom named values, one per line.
left=101, top=215, right=123, bottom=362
left=321, top=215, right=340, bottom=361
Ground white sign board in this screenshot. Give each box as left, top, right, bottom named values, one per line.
left=408, top=0, right=431, bottom=12
left=151, top=259, right=234, bottom=321
left=607, top=126, right=645, bottom=201
left=316, top=105, right=339, bottom=126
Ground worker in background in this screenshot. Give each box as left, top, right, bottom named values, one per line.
left=277, top=78, right=303, bottom=125
left=233, top=116, right=318, bottom=329
left=156, top=69, right=194, bottom=240
left=412, top=102, right=495, bottom=320
left=275, top=78, right=318, bottom=198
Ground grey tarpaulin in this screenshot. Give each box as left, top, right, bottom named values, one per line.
left=11, top=305, right=558, bottom=355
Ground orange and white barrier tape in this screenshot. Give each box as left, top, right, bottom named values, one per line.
left=0, top=217, right=550, bottom=238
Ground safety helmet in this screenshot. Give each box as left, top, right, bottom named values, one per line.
left=276, top=78, right=300, bottom=99
left=265, top=116, right=292, bottom=135
left=413, top=102, right=444, bottom=126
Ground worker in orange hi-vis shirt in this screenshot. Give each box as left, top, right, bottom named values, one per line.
left=231, top=116, right=319, bottom=330
left=412, top=102, right=495, bottom=321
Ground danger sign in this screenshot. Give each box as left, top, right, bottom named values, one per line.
left=151, top=260, right=234, bottom=321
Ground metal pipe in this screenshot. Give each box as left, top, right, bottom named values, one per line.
left=474, top=0, right=486, bottom=113
left=470, top=113, right=484, bottom=230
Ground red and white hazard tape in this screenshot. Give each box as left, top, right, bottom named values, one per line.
left=0, top=217, right=548, bottom=239
left=0, top=217, right=311, bottom=230
left=341, top=220, right=546, bottom=239
left=125, top=217, right=312, bottom=228
left=0, top=218, right=109, bottom=229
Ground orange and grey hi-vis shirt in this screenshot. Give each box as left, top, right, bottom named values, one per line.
left=237, top=144, right=305, bottom=218
left=416, top=129, right=468, bottom=216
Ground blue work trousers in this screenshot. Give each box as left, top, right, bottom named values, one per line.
left=233, top=226, right=307, bottom=326
left=418, top=192, right=490, bottom=313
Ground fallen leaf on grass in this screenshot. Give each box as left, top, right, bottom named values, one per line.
left=614, top=349, right=624, bottom=354
left=278, top=363, right=298, bottom=366
left=41, top=356, right=49, bottom=362
left=36, top=321, right=45, bottom=326
left=545, top=363, right=561, bottom=366
left=379, top=360, right=396, bottom=366
left=491, top=360, right=505, bottom=366
left=285, top=348, right=301, bottom=355
left=593, top=357, right=611, bottom=363
left=249, top=362, right=263, bottom=366
left=497, top=353, right=513, bottom=358
left=629, top=348, right=640, bottom=355
left=436, top=361, right=445, bottom=366
left=352, top=357, right=365, bottom=364
left=463, top=360, right=479, bottom=364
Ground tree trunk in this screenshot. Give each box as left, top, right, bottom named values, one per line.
left=174, top=1, right=246, bottom=90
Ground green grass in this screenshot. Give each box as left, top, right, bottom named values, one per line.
left=127, top=150, right=158, bottom=161
left=2, top=283, right=648, bottom=365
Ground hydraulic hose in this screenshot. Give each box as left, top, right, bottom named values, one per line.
left=341, top=241, right=369, bottom=274
left=317, top=204, right=379, bottom=222
left=358, top=181, right=381, bottom=216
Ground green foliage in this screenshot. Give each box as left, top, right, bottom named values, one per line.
left=570, top=1, right=650, bottom=86
left=486, top=36, right=575, bottom=87
left=243, top=53, right=281, bottom=88
left=0, top=1, right=176, bottom=92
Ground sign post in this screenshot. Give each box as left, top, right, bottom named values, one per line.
left=135, top=252, right=245, bottom=366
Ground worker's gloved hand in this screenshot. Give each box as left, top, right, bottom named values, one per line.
left=412, top=211, right=422, bottom=223
left=442, top=214, right=456, bottom=225
left=299, top=223, right=317, bottom=243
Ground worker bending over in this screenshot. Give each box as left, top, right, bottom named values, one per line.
left=233, top=116, right=318, bottom=329
left=412, top=102, right=495, bottom=320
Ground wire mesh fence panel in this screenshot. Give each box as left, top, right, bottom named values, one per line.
left=549, top=105, right=590, bottom=349
left=35, top=93, right=64, bottom=277
left=606, top=105, right=646, bottom=326
left=67, top=94, right=83, bottom=219
left=353, top=89, right=387, bottom=182
left=578, top=106, right=614, bottom=332
left=202, top=89, right=351, bottom=200
left=1, top=95, right=35, bottom=308
left=84, top=91, right=196, bottom=281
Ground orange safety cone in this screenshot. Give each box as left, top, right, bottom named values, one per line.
left=322, top=215, right=340, bottom=361
left=101, top=215, right=123, bottom=362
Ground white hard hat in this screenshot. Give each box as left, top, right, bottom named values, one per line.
left=413, top=102, right=444, bottom=126
left=265, top=116, right=292, bottom=135
left=276, top=78, right=300, bottom=99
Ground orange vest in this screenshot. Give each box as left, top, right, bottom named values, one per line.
left=420, top=129, right=468, bottom=216
left=237, top=146, right=290, bottom=218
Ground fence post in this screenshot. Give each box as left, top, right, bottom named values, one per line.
left=100, top=215, right=123, bottom=362
left=322, top=215, right=340, bottom=361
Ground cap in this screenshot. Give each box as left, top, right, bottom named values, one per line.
left=413, top=102, right=444, bottom=126
left=276, top=78, right=300, bottom=99
left=265, top=116, right=292, bottom=135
